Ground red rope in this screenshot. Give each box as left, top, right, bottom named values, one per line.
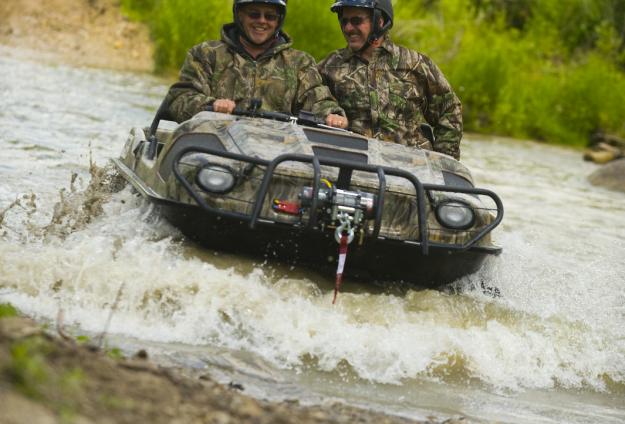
left=332, top=233, right=349, bottom=304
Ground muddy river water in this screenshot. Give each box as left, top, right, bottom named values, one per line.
left=1, top=46, right=624, bottom=423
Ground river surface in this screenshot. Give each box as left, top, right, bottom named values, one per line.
left=1, top=45, right=624, bottom=423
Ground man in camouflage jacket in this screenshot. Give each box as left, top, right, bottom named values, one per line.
left=318, top=0, right=463, bottom=159
left=166, top=0, right=347, bottom=129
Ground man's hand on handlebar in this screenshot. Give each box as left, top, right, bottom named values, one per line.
left=213, top=99, right=236, bottom=114
left=326, top=113, right=348, bottom=129
left=208, top=100, right=349, bottom=130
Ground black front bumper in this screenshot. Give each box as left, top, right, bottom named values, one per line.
left=156, top=197, right=499, bottom=288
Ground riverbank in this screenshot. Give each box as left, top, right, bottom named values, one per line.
left=1, top=306, right=456, bottom=424
left=0, top=0, right=153, bottom=72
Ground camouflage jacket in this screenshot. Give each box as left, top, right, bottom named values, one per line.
left=165, top=24, right=344, bottom=123
left=318, top=37, right=463, bottom=159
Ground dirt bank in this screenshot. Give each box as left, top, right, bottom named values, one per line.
left=0, top=311, right=457, bottom=424
left=0, top=0, right=153, bottom=72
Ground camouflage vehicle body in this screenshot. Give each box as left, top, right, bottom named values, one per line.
left=113, top=110, right=503, bottom=287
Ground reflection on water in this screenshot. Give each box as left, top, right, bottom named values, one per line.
left=1, top=45, right=624, bottom=423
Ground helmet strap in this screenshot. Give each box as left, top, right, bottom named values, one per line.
left=368, top=9, right=391, bottom=43
left=356, top=9, right=387, bottom=55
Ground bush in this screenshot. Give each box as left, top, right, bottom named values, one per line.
left=0, top=303, right=18, bottom=318
left=394, top=0, right=625, bottom=144
left=151, top=0, right=230, bottom=72
left=283, top=2, right=345, bottom=60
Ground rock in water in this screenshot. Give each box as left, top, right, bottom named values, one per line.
left=588, top=158, right=625, bottom=193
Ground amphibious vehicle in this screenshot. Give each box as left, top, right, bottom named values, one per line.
left=113, top=100, right=503, bottom=288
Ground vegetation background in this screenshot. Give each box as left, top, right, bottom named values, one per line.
left=121, top=0, right=625, bottom=147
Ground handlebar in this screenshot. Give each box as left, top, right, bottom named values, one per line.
left=206, top=99, right=327, bottom=127
left=206, top=104, right=293, bottom=122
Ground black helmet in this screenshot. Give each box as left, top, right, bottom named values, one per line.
left=330, top=0, right=393, bottom=40
left=233, top=0, right=288, bottom=45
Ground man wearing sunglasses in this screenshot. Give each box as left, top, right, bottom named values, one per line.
left=165, top=0, right=348, bottom=129
left=318, top=0, right=463, bottom=160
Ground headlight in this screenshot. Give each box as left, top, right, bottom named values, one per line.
left=435, top=201, right=475, bottom=230
left=196, top=165, right=236, bottom=193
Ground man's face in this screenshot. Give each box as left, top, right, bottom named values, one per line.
left=238, top=4, right=280, bottom=45
left=340, top=7, right=373, bottom=52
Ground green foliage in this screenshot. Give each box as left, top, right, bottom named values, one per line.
left=6, top=335, right=85, bottom=417
left=121, top=0, right=342, bottom=70
left=493, top=54, right=625, bottom=145
left=151, top=0, right=230, bottom=72
left=283, top=2, right=344, bottom=60
left=9, top=337, right=52, bottom=398
left=75, top=335, right=90, bottom=344
left=530, top=0, right=607, bottom=53
left=60, top=367, right=85, bottom=394
left=121, top=0, right=625, bottom=146
left=468, top=0, right=534, bottom=30
left=98, top=393, right=136, bottom=410
left=107, top=347, right=124, bottom=360
left=394, top=0, right=625, bottom=145
left=120, top=0, right=154, bottom=21
left=0, top=303, right=18, bottom=318
left=120, top=0, right=229, bottom=71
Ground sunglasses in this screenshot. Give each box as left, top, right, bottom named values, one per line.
left=244, top=10, right=280, bottom=22
left=340, top=16, right=370, bottom=27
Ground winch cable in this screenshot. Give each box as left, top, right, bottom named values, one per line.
left=332, top=233, right=349, bottom=305
left=332, top=206, right=356, bottom=304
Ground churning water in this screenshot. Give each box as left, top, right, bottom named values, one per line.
left=1, top=45, right=624, bottom=423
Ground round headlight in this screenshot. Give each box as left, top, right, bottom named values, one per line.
left=196, top=165, right=235, bottom=193
left=435, top=201, right=475, bottom=230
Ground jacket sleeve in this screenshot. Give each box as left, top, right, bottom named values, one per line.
left=418, top=55, right=463, bottom=160
left=295, top=54, right=345, bottom=119
left=166, top=44, right=217, bottom=123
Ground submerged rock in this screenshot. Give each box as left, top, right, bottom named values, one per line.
left=588, top=158, right=625, bottom=193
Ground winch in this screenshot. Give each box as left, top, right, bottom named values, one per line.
left=300, top=184, right=376, bottom=243
left=299, top=184, right=376, bottom=237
